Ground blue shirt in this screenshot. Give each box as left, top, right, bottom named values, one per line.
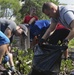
left=0, top=31, right=10, bottom=45
left=30, top=20, right=51, bottom=39
left=35, top=20, right=51, bottom=29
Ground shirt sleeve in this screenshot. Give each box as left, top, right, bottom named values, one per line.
left=64, top=11, right=74, bottom=26
left=7, top=20, right=17, bottom=32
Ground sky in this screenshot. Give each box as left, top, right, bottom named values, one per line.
left=59, top=0, right=74, bottom=5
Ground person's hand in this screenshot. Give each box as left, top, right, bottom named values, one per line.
left=62, top=39, right=69, bottom=52
left=38, top=38, right=46, bottom=47
left=10, top=66, right=16, bottom=72
left=62, top=39, right=69, bottom=46
left=25, top=24, right=30, bottom=27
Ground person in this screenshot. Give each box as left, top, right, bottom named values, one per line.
left=41, top=2, right=74, bottom=45
left=30, top=19, right=50, bottom=49
left=22, top=7, right=38, bottom=49
left=30, top=20, right=50, bottom=39
left=0, top=31, right=10, bottom=71
left=35, top=2, right=74, bottom=75
left=41, top=2, right=74, bottom=59
left=30, top=19, right=70, bottom=57
left=0, top=18, right=28, bottom=71
left=22, top=7, right=38, bottom=25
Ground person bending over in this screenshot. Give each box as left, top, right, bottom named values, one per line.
left=0, top=18, right=28, bottom=71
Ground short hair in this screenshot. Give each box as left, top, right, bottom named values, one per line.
left=30, top=7, right=36, bottom=11
left=42, top=2, right=52, bottom=13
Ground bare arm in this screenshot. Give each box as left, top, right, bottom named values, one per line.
left=66, top=20, right=74, bottom=41
left=42, top=22, right=57, bottom=40
left=4, top=28, right=12, bottom=38
left=29, top=17, right=36, bottom=25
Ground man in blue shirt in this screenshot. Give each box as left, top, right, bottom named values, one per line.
left=30, top=20, right=50, bottom=49
left=30, top=20, right=50, bottom=40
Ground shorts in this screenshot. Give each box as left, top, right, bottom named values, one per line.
left=0, top=31, right=10, bottom=45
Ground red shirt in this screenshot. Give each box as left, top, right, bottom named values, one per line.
left=23, top=15, right=38, bottom=23
left=56, top=23, right=68, bottom=30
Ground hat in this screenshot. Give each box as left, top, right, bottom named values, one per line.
left=19, top=24, right=28, bottom=36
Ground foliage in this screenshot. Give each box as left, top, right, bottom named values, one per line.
left=12, top=37, right=74, bottom=74
left=60, top=59, right=73, bottom=72
left=0, top=0, right=21, bottom=24
left=13, top=47, right=33, bottom=75
left=20, top=0, right=59, bottom=19
left=12, top=47, right=74, bottom=75
left=68, top=39, right=74, bottom=48
left=0, top=0, right=21, bottom=15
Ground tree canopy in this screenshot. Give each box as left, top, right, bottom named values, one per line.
left=0, top=0, right=21, bottom=17
left=0, top=0, right=59, bottom=23
left=20, top=0, right=59, bottom=19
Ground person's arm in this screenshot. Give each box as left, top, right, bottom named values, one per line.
left=21, top=15, right=27, bottom=24
left=65, top=20, right=74, bottom=41
left=42, top=22, right=57, bottom=40
left=4, top=20, right=16, bottom=39
left=4, top=28, right=12, bottom=38
left=29, top=17, right=36, bottom=25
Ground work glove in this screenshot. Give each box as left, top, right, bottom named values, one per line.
left=62, top=39, right=69, bottom=46
left=25, top=24, right=30, bottom=27
left=10, top=66, right=16, bottom=72
left=38, top=38, right=46, bottom=47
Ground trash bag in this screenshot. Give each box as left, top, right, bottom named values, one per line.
left=32, top=44, right=67, bottom=73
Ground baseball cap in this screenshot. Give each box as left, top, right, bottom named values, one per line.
left=19, top=24, right=28, bottom=36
